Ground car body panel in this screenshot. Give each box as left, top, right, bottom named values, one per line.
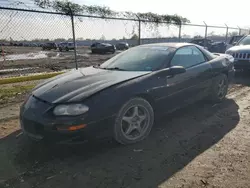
left=32, top=66, right=151, bottom=103
left=162, top=62, right=212, bottom=111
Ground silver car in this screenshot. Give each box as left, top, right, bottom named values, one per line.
left=225, top=35, right=250, bottom=71
left=58, top=42, right=75, bottom=52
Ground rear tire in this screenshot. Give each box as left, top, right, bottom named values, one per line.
left=209, top=73, right=228, bottom=102
left=113, top=97, right=154, bottom=145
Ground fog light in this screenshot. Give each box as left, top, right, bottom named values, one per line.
left=57, top=124, right=87, bottom=131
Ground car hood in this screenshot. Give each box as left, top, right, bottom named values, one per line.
left=32, top=67, right=150, bottom=103
left=227, top=45, right=250, bottom=52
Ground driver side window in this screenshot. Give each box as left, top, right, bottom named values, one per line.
left=96, top=43, right=102, bottom=48
left=171, top=46, right=206, bottom=68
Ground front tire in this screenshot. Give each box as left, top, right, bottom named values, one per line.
left=113, top=97, right=154, bottom=145
left=209, top=73, right=228, bottom=102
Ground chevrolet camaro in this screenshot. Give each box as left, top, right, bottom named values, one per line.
left=20, top=43, right=234, bottom=145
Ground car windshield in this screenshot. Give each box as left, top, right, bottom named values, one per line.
left=100, top=46, right=171, bottom=71
left=238, top=36, right=250, bottom=45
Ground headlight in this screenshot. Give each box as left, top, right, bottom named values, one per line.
left=225, top=50, right=232, bottom=55
left=53, top=104, right=89, bottom=116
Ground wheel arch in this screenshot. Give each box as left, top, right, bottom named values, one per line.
left=134, top=93, right=156, bottom=112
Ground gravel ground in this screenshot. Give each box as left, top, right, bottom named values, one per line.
left=0, top=73, right=250, bottom=188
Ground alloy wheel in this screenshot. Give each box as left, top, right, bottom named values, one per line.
left=121, top=105, right=150, bottom=140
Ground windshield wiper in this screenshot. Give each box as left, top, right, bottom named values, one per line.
left=93, top=64, right=101, bottom=68
left=103, top=67, right=126, bottom=71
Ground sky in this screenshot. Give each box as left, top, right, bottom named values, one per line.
left=1, top=0, right=250, bottom=27
left=71, top=0, right=250, bottom=28
left=0, top=0, right=249, bottom=41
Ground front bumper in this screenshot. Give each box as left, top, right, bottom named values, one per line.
left=233, top=60, right=250, bottom=70
left=20, top=96, right=115, bottom=143
left=228, top=69, right=235, bottom=83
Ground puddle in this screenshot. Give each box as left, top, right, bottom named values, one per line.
left=0, top=50, right=94, bottom=62
left=0, top=51, right=62, bottom=61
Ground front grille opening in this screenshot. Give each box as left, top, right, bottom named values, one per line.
left=234, top=53, right=250, bottom=59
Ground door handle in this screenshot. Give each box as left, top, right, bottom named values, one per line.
left=166, top=75, right=174, bottom=79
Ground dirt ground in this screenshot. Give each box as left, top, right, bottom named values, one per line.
left=0, top=46, right=117, bottom=77
left=0, top=72, right=250, bottom=188
left=0, top=80, right=44, bottom=108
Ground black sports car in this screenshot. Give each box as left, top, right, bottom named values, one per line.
left=90, top=42, right=116, bottom=54
left=20, top=43, right=234, bottom=144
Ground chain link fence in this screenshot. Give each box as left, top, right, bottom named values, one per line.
left=0, top=6, right=250, bottom=78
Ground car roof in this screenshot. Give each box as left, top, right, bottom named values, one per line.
left=102, top=43, right=112, bottom=45
left=139, top=42, right=197, bottom=49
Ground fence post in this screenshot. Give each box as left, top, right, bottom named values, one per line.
left=135, top=14, right=141, bottom=45
left=178, top=24, right=182, bottom=42
left=1, top=44, right=5, bottom=62
left=225, top=24, right=229, bottom=42
left=68, top=4, right=78, bottom=70
left=203, top=21, right=207, bottom=48
left=138, top=19, right=141, bottom=45
left=237, top=26, right=241, bottom=35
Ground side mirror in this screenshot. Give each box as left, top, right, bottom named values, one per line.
left=168, top=66, right=186, bottom=75
left=232, top=41, right=237, bottom=46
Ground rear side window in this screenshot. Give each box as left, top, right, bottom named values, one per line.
left=171, top=46, right=206, bottom=68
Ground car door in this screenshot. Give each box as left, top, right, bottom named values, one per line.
left=163, top=45, right=212, bottom=111
left=91, top=43, right=99, bottom=52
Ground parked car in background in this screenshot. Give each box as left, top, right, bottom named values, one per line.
left=209, top=41, right=227, bottom=53
left=58, top=42, right=75, bottom=51
left=20, top=43, right=234, bottom=145
left=13, top=42, right=23, bottom=46
left=115, top=42, right=129, bottom=50
left=190, top=38, right=213, bottom=48
left=23, top=43, right=38, bottom=47
left=90, top=42, right=116, bottom=54
left=225, top=35, right=250, bottom=71
left=42, top=42, right=57, bottom=50
left=190, top=38, right=227, bottom=53
left=226, top=35, right=244, bottom=50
